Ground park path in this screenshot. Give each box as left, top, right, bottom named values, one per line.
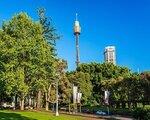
left=83, top=118, right=105, bottom=120
left=60, top=112, right=133, bottom=120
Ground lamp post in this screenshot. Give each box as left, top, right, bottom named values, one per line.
left=55, top=75, right=59, bottom=116
left=55, top=59, right=65, bottom=116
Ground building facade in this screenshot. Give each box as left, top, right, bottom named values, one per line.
left=104, top=46, right=116, bottom=65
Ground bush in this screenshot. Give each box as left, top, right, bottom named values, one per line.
left=132, top=108, right=150, bottom=120
left=112, top=108, right=133, bottom=116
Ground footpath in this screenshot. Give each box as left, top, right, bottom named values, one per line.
left=60, top=112, right=133, bottom=120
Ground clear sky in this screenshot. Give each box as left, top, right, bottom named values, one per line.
left=0, top=0, right=150, bottom=72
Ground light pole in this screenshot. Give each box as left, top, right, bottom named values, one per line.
left=55, top=60, right=65, bottom=116
left=55, top=74, right=59, bottom=116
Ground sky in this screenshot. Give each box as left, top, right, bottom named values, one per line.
left=0, top=0, right=150, bottom=72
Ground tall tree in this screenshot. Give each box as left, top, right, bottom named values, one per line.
left=36, top=8, right=60, bottom=110
left=38, top=8, right=59, bottom=53
left=0, top=12, right=58, bottom=110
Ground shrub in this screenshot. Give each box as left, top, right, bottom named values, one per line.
left=132, top=108, right=150, bottom=120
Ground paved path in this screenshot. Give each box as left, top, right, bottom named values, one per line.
left=61, top=112, right=133, bottom=120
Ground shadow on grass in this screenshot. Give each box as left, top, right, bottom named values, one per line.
left=0, top=111, right=37, bottom=120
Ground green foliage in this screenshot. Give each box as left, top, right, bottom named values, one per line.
left=0, top=12, right=60, bottom=110
left=38, top=8, right=60, bottom=50
left=140, top=72, right=150, bottom=102
left=67, top=71, right=92, bottom=104
left=59, top=74, right=71, bottom=104
left=132, top=108, right=150, bottom=120
left=0, top=13, right=37, bottom=98
left=75, top=72, right=92, bottom=103
left=76, top=62, right=131, bottom=104
left=73, top=62, right=149, bottom=108
left=101, top=74, right=143, bottom=103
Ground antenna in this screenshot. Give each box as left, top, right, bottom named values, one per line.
left=76, top=13, right=78, bottom=21
left=137, top=68, right=140, bottom=74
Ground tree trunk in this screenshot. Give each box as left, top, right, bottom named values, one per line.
left=45, top=84, right=51, bottom=111
left=122, top=102, right=126, bottom=108
left=128, top=101, right=131, bottom=109
left=52, top=103, right=55, bottom=112
left=142, top=101, right=145, bottom=108
left=34, top=98, right=37, bottom=109
left=20, top=98, right=24, bottom=110
left=79, top=103, right=81, bottom=113
left=116, top=101, right=120, bottom=108
left=15, top=95, right=18, bottom=109
left=46, top=101, right=49, bottom=111
left=29, top=96, right=32, bottom=107
left=45, top=92, right=49, bottom=111
left=11, top=96, right=15, bottom=110
left=37, top=90, right=42, bottom=110
left=69, top=103, right=70, bottom=113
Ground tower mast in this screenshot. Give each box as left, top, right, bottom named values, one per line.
left=74, top=13, right=81, bottom=68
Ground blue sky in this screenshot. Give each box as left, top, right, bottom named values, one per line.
left=0, top=0, right=150, bottom=72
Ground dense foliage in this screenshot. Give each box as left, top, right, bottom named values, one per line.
left=132, top=107, right=150, bottom=120
left=0, top=12, right=66, bottom=111
left=75, top=63, right=150, bottom=109
left=75, top=63, right=131, bottom=105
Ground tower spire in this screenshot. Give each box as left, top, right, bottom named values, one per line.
left=76, top=13, right=78, bottom=21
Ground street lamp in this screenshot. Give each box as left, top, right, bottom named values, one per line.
left=55, top=73, right=59, bottom=116
left=55, top=59, right=66, bottom=116
left=55, top=59, right=64, bottom=116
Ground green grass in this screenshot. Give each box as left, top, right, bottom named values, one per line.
left=0, top=110, right=84, bottom=120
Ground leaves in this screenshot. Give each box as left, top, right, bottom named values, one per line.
left=0, top=12, right=59, bottom=108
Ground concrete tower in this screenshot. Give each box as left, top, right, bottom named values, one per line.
left=74, top=13, right=81, bottom=67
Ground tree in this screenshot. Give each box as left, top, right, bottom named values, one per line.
left=1, top=13, right=38, bottom=110
left=36, top=8, right=60, bottom=110
left=140, top=72, right=150, bottom=106
left=67, top=71, right=92, bottom=105
left=0, top=12, right=58, bottom=110
left=38, top=8, right=60, bottom=52
left=76, top=62, right=131, bottom=105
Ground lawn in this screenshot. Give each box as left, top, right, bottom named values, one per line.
left=0, top=110, right=85, bottom=120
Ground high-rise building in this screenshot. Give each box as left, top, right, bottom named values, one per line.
left=104, top=46, right=116, bottom=65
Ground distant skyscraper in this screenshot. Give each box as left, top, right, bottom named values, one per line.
left=104, top=46, right=116, bottom=65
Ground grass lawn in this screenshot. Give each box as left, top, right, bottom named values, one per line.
left=0, top=110, right=85, bottom=120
